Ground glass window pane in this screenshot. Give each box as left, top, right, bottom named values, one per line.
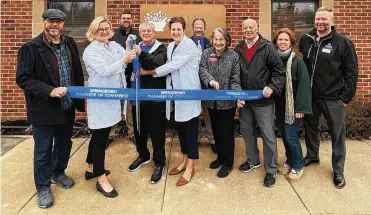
left=272, top=1, right=318, bottom=41
left=48, top=2, right=94, bottom=34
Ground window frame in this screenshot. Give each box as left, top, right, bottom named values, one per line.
left=271, top=0, right=319, bottom=39
left=47, top=0, right=95, bottom=81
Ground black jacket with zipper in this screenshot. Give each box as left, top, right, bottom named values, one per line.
left=112, top=27, right=142, bottom=88
left=299, top=27, right=358, bottom=104
left=235, top=35, right=286, bottom=104
left=16, top=33, right=85, bottom=126
left=137, top=40, right=167, bottom=90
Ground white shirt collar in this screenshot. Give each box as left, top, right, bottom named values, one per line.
left=244, top=35, right=260, bottom=49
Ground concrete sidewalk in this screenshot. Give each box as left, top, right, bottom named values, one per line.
left=1, top=137, right=371, bottom=215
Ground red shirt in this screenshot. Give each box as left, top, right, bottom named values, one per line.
left=243, top=39, right=260, bottom=64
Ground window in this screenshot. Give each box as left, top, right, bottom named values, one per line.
left=48, top=0, right=94, bottom=34
left=48, top=0, right=95, bottom=80
left=272, top=0, right=318, bottom=41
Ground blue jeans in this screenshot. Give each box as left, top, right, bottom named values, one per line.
left=275, top=109, right=304, bottom=170
left=32, top=107, right=75, bottom=191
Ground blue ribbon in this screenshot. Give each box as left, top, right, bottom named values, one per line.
left=130, top=38, right=141, bottom=105
left=66, top=86, right=263, bottom=101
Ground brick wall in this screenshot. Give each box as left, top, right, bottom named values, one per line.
left=107, top=0, right=260, bottom=47
left=1, top=0, right=371, bottom=121
left=334, top=0, right=371, bottom=102
left=1, top=0, right=33, bottom=120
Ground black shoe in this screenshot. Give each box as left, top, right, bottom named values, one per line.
left=51, top=173, right=74, bottom=189
left=211, top=144, right=217, bottom=154
left=239, top=161, right=261, bottom=173
left=96, top=182, right=118, bottom=198
left=264, top=173, right=277, bottom=188
left=209, top=159, right=222, bottom=169
left=303, top=157, right=320, bottom=166
left=85, top=170, right=111, bottom=180
left=333, top=173, right=346, bottom=189
left=36, top=188, right=53, bottom=209
left=150, top=165, right=165, bottom=184
left=217, top=166, right=232, bottom=178
left=128, top=157, right=151, bottom=172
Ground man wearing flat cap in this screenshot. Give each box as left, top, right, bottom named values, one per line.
left=16, top=9, right=85, bottom=208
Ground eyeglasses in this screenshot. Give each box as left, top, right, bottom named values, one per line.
left=98, top=27, right=111, bottom=33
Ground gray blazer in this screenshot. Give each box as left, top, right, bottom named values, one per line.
left=199, top=47, right=241, bottom=110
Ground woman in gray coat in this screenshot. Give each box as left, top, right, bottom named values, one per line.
left=199, top=28, right=241, bottom=178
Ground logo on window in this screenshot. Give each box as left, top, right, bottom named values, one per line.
left=144, top=11, right=171, bottom=32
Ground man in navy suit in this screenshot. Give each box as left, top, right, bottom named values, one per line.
left=191, top=17, right=216, bottom=154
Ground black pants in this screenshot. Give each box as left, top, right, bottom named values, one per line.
left=176, top=116, right=200, bottom=159
left=208, top=108, right=236, bottom=168
left=304, top=99, right=346, bottom=174
left=132, top=102, right=166, bottom=166
left=86, top=127, right=111, bottom=176
left=32, top=106, right=75, bottom=191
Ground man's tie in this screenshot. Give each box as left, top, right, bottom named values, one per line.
left=197, top=40, right=202, bottom=51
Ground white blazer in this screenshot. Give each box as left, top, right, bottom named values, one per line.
left=83, top=41, right=127, bottom=129
left=154, top=35, right=201, bottom=122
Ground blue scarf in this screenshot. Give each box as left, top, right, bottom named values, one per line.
left=130, top=42, right=155, bottom=105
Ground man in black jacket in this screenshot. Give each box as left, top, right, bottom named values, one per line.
left=299, top=6, right=358, bottom=189
left=190, top=17, right=215, bottom=153
left=16, top=9, right=85, bottom=208
left=235, top=19, right=285, bottom=188
left=126, top=22, right=168, bottom=184
left=110, top=10, right=142, bottom=145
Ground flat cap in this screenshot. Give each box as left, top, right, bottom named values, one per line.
left=42, top=9, right=67, bottom=21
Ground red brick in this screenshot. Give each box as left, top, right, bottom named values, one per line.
left=1, top=0, right=370, bottom=121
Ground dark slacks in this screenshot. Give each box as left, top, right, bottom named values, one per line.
left=32, top=106, right=75, bottom=191
left=208, top=108, right=236, bottom=168
left=239, top=102, right=278, bottom=174
left=304, top=99, right=346, bottom=174
left=86, top=127, right=111, bottom=176
left=176, top=116, right=200, bottom=159
left=132, top=102, right=166, bottom=166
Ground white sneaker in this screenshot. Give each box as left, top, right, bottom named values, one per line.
left=278, top=163, right=291, bottom=175
left=287, top=168, right=304, bottom=182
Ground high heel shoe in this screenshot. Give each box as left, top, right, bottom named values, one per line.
left=176, top=168, right=195, bottom=186
left=85, top=170, right=111, bottom=180
left=96, top=181, right=118, bottom=198
left=169, top=167, right=185, bottom=175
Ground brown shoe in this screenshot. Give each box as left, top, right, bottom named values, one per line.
left=176, top=168, right=195, bottom=187
left=168, top=167, right=185, bottom=175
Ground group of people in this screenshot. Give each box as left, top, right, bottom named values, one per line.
left=16, top=6, right=358, bottom=209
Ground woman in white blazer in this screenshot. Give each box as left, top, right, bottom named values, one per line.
left=141, top=17, right=201, bottom=186
left=83, top=16, right=136, bottom=198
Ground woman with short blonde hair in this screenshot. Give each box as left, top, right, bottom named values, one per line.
left=85, top=16, right=114, bottom=42
left=83, top=16, right=137, bottom=198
